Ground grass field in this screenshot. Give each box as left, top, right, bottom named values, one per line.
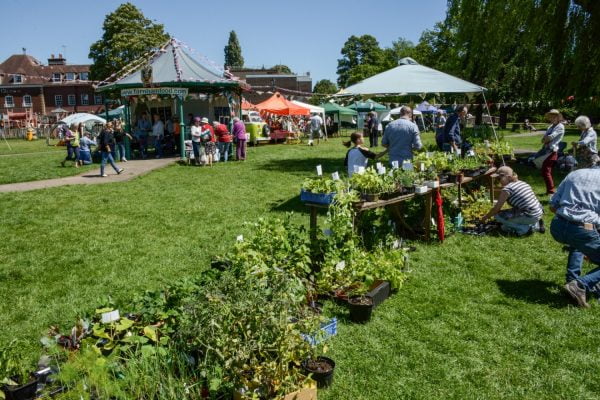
left=0, top=139, right=96, bottom=184
left=2, top=136, right=600, bottom=399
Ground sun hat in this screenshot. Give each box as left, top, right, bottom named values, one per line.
left=201, top=117, right=209, bottom=123
left=496, top=166, right=514, bottom=177
left=545, top=109, right=563, bottom=121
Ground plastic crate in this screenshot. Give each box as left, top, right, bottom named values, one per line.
left=300, top=189, right=336, bottom=205
left=302, top=317, right=337, bottom=346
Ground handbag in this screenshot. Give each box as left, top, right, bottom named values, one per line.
left=533, top=150, right=552, bottom=169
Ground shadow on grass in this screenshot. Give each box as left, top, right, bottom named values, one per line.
left=496, top=279, right=569, bottom=308
left=270, top=195, right=309, bottom=214
left=258, top=157, right=343, bottom=176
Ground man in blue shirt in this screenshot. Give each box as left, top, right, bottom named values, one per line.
left=443, top=105, right=468, bottom=153
left=381, top=106, right=422, bottom=166
left=550, top=152, right=600, bottom=307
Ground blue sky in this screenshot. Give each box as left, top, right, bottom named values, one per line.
left=1, top=0, right=447, bottom=84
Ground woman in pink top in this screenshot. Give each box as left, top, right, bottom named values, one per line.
left=232, top=117, right=247, bottom=161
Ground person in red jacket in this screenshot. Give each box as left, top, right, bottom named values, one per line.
left=212, top=120, right=233, bottom=162
left=201, top=117, right=216, bottom=166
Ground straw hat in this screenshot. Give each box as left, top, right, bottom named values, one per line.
left=545, top=109, right=563, bottom=121
left=201, top=117, right=209, bottom=123
left=496, top=166, right=515, bottom=177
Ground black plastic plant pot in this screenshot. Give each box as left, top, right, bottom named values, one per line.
left=348, top=296, right=374, bottom=323
left=3, top=380, right=38, bottom=400
left=302, top=356, right=336, bottom=388
left=362, top=193, right=379, bottom=202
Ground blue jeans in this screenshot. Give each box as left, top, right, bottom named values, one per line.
left=550, top=216, right=600, bottom=293
left=100, top=151, right=120, bottom=175
left=218, top=142, right=231, bottom=162
left=153, top=136, right=163, bottom=157
left=494, top=209, right=540, bottom=236
left=65, top=143, right=80, bottom=162
left=192, top=141, right=202, bottom=163
left=116, top=143, right=126, bottom=160
left=79, top=150, right=92, bottom=165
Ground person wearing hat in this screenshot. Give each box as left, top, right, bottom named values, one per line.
left=481, top=166, right=544, bottom=235
left=190, top=117, right=204, bottom=166
left=539, top=109, right=565, bottom=194
left=549, top=150, right=600, bottom=308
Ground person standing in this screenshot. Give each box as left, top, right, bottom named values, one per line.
left=368, top=111, right=380, bottom=147
left=539, top=109, right=565, bottom=194
left=150, top=114, right=164, bottom=158
left=232, top=117, right=247, bottom=161
left=201, top=117, right=215, bottom=167
left=190, top=117, right=203, bottom=166
left=343, top=132, right=387, bottom=177
left=549, top=151, right=600, bottom=308
left=213, top=120, right=232, bottom=162
left=135, top=112, right=151, bottom=159
left=481, top=166, right=544, bottom=235
left=572, top=115, right=597, bottom=157
left=60, top=124, right=80, bottom=168
left=113, top=120, right=132, bottom=162
left=443, top=105, right=468, bottom=154
left=381, top=106, right=423, bottom=166
left=98, top=121, right=124, bottom=177
left=308, top=113, right=323, bottom=146
left=435, top=110, right=447, bottom=150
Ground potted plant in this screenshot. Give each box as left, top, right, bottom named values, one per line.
left=350, top=168, right=387, bottom=202
left=423, top=169, right=439, bottom=188
left=300, top=177, right=341, bottom=205
left=301, top=356, right=336, bottom=389
left=347, top=295, right=374, bottom=323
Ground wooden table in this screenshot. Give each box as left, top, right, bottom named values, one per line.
left=305, top=167, right=497, bottom=243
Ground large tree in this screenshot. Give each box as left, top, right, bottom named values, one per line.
left=89, top=3, right=169, bottom=81
left=224, top=30, right=244, bottom=68
left=336, top=35, right=386, bottom=87
left=313, top=79, right=338, bottom=94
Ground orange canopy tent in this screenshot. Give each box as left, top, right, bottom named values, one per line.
left=241, top=98, right=257, bottom=110
left=254, top=92, right=310, bottom=116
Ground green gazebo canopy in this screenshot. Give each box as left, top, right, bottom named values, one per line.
left=346, top=99, right=388, bottom=112
left=320, top=102, right=358, bottom=116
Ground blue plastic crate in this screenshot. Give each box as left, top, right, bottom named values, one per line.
left=301, top=317, right=338, bottom=346
left=300, top=189, right=336, bottom=205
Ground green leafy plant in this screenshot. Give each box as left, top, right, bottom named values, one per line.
left=301, top=177, right=344, bottom=194
left=350, top=168, right=394, bottom=194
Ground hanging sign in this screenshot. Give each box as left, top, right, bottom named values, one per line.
left=121, top=88, right=189, bottom=98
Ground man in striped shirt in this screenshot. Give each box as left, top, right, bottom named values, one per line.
left=481, top=166, right=543, bottom=235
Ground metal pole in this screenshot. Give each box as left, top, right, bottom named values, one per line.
left=178, top=96, right=185, bottom=160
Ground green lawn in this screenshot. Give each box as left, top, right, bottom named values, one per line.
left=505, top=131, right=581, bottom=152
left=0, top=139, right=96, bottom=184
left=1, top=138, right=600, bottom=399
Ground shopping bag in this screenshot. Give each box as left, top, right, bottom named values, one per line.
left=533, top=151, right=552, bottom=169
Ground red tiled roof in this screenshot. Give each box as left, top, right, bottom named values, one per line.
left=0, top=54, right=90, bottom=85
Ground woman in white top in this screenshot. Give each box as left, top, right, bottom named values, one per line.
left=343, top=132, right=387, bottom=176
left=540, top=109, right=565, bottom=194
left=190, top=117, right=203, bottom=166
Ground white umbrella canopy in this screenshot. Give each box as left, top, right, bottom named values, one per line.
left=341, top=57, right=484, bottom=96
left=59, top=113, right=106, bottom=127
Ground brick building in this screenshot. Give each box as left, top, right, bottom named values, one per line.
left=0, top=53, right=103, bottom=125
left=230, top=67, right=312, bottom=104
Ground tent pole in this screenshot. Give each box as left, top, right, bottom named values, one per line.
left=481, top=90, right=504, bottom=166
left=178, top=96, right=185, bottom=160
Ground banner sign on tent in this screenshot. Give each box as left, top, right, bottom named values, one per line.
left=121, top=88, right=189, bottom=98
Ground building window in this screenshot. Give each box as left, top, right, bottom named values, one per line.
left=23, top=95, right=32, bottom=107
left=10, top=74, right=23, bottom=84
left=5, top=95, right=14, bottom=108
left=79, top=72, right=89, bottom=81
left=65, top=73, right=75, bottom=81
left=52, top=73, right=61, bottom=82
left=81, top=94, right=89, bottom=105
left=67, top=94, right=76, bottom=106
left=94, top=95, right=103, bottom=105
left=55, top=95, right=63, bottom=106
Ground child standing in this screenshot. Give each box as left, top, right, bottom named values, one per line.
left=343, top=132, right=387, bottom=177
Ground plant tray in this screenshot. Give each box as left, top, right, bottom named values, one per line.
left=301, top=317, right=338, bottom=346
left=3, top=380, right=38, bottom=400
left=366, top=280, right=391, bottom=308
left=300, top=189, right=336, bottom=205
left=461, top=223, right=499, bottom=236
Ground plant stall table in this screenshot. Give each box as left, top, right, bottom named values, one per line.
left=304, top=167, right=497, bottom=243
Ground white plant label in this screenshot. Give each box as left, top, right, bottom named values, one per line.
left=101, top=310, right=120, bottom=324
left=357, top=166, right=366, bottom=174
left=376, top=162, right=383, bottom=170
left=378, top=166, right=386, bottom=175
left=335, top=260, right=346, bottom=271
left=391, top=160, right=399, bottom=169
left=236, top=234, right=244, bottom=242
left=331, top=171, right=340, bottom=181
left=316, top=165, right=323, bottom=176
left=420, top=162, right=425, bottom=172
left=393, top=239, right=401, bottom=249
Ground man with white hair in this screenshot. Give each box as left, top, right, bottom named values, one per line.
left=572, top=115, right=597, bottom=156
left=381, top=106, right=422, bottom=166
left=550, top=149, right=600, bottom=308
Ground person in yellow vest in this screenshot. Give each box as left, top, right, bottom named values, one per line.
left=60, top=123, right=80, bottom=168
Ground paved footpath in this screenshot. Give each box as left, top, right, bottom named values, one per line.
left=0, top=157, right=177, bottom=193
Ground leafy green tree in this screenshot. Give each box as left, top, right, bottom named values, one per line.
left=383, top=37, right=416, bottom=68
left=224, top=30, right=244, bottom=68
left=313, top=79, right=338, bottom=94
left=89, top=3, right=169, bottom=81
left=337, top=35, right=386, bottom=87
left=272, top=64, right=292, bottom=74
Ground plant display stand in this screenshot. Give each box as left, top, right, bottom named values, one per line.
left=305, top=168, right=497, bottom=243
